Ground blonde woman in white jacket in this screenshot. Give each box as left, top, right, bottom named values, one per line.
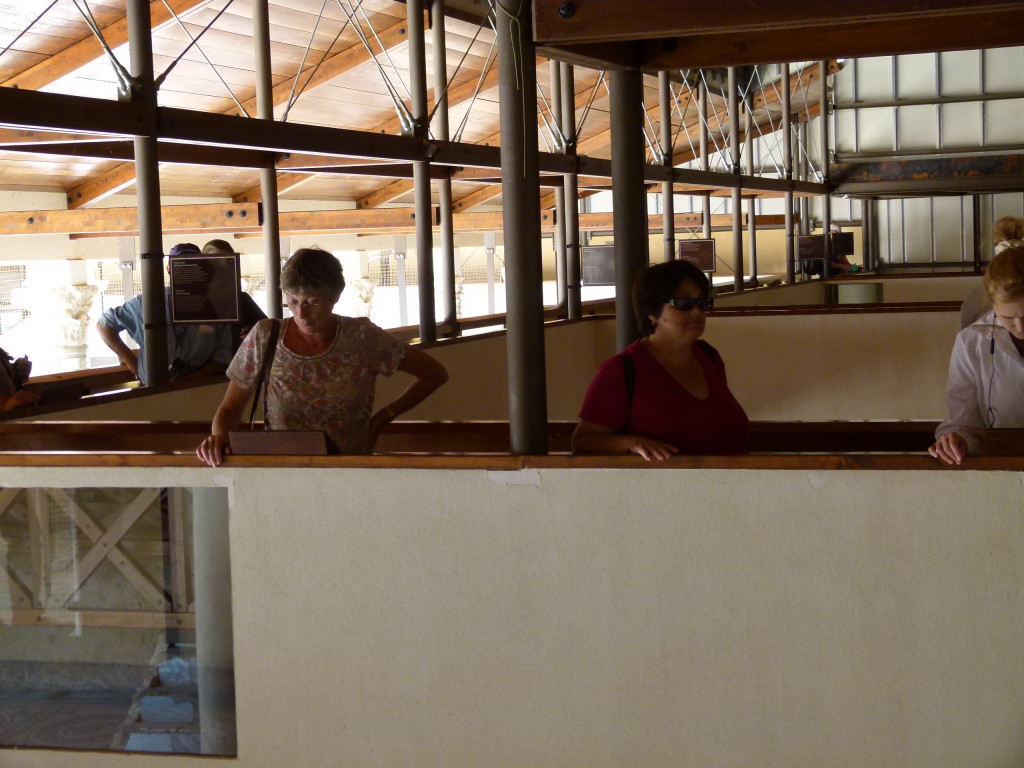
left=931, top=247, right=1024, bottom=465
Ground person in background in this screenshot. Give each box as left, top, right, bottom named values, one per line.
left=930, top=246, right=1024, bottom=465
left=0, top=348, right=40, bottom=411
left=96, top=242, right=233, bottom=385
left=202, top=239, right=267, bottom=347
left=572, top=259, right=749, bottom=461
left=196, top=247, right=448, bottom=466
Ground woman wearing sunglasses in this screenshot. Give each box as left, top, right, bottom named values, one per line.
left=573, top=259, right=749, bottom=461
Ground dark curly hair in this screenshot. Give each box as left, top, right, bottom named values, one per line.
left=632, top=260, right=711, bottom=336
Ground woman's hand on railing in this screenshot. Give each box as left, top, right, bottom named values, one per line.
left=196, top=434, right=230, bottom=467
left=929, top=432, right=967, bottom=465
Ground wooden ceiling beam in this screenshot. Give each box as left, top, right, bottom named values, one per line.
left=233, top=172, right=318, bottom=205
left=231, top=17, right=416, bottom=118
left=370, top=55, right=507, bottom=137
left=440, top=78, right=615, bottom=211
left=533, top=0, right=1024, bottom=46
left=1, top=0, right=211, bottom=90
left=451, top=185, right=503, bottom=213
left=68, top=15, right=417, bottom=207
left=354, top=56, right=518, bottom=207
left=0, top=129, right=123, bottom=146
left=0, top=200, right=793, bottom=238
left=6, top=140, right=269, bottom=167
left=640, top=11, right=1024, bottom=70
left=356, top=179, right=415, bottom=209
left=65, top=164, right=142, bottom=209
left=0, top=202, right=259, bottom=236
left=276, top=155, right=403, bottom=170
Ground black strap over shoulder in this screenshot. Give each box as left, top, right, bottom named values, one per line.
left=617, top=353, right=634, bottom=432
left=696, top=339, right=721, bottom=365
left=247, top=319, right=280, bottom=430
left=618, top=341, right=720, bottom=427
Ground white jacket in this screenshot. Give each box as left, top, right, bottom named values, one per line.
left=936, top=310, right=1024, bottom=455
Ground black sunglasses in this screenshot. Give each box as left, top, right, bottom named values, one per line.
left=665, top=295, right=713, bottom=312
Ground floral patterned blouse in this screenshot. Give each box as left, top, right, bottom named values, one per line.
left=227, top=316, right=407, bottom=454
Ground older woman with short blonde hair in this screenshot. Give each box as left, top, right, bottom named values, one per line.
left=197, top=248, right=447, bottom=465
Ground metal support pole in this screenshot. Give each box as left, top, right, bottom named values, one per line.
left=660, top=71, right=675, bottom=261
left=728, top=67, right=743, bottom=292
left=192, top=488, right=236, bottom=755
left=561, top=62, right=582, bottom=318
left=408, top=0, right=435, bottom=342
left=744, top=103, right=756, bottom=286
left=785, top=191, right=795, bottom=281
left=798, top=122, right=810, bottom=238
left=253, top=0, right=281, bottom=318
left=863, top=197, right=875, bottom=271
left=972, top=194, right=983, bottom=273
left=699, top=78, right=711, bottom=240
left=497, top=0, right=547, bottom=454
left=820, top=60, right=833, bottom=279
left=432, top=0, right=457, bottom=335
left=783, top=62, right=795, bottom=283
left=550, top=61, right=567, bottom=311
left=748, top=196, right=758, bottom=287
left=731, top=189, right=743, bottom=291
left=609, top=68, right=648, bottom=350
left=127, top=0, right=168, bottom=386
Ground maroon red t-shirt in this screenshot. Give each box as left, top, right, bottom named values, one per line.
left=579, top=339, right=750, bottom=454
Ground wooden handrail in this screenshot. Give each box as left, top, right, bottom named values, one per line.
left=0, top=419, right=944, bottom=455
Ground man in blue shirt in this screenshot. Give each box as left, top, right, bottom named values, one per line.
left=96, top=243, right=233, bottom=386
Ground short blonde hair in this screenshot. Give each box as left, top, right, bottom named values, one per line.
left=985, top=246, right=1024, bottom=302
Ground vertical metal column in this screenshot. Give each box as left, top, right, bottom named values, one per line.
left=432, top=0, right=457, bottom=335
left=699, top=78, right=711, bottom=240
left=561, top=62, right=582, bottom=318
left=609, top=68, right=649, bottom=351
left=728, top=67, right=743, bottom=292
left=748, top=197, right=758, bottom=286
left=863, top=197, right=875, bottom=271
left=252, top=0, right=281, bottom=318
left=972, top=194, right=983, bottom=273
left=192, top=488, right=237, bottom=755
left=659, top=71, right=675, bottom=261
left=744, top=105, right=757, bottom=285
left=496, top=0, right=548, bottom=454
left=798, top=122, right=810, bottom=236
left=782, top=62, right=795, bottom=283
left=551, top=61, right=567, bottom=311
left=127, top=0, right=168, bottom=386
left=820, top=60, right=833, bottom=278
left=408, top=0, right=436, bottom=342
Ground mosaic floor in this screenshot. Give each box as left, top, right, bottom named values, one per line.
left=0, top=691, right=133, bottom=750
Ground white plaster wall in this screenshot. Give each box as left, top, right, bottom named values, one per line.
left=705, top=310, right=960, bottom=421
left=2, top=464, right=1024, bottom=768
left=376, top=310, right=960, bottom=422
left=879, top=275, right=981, bottom=303
left=35, top=306, right=961, bottom=425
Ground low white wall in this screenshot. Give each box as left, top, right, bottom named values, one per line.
left=878, top=275, right=981, bottom=303
left=715, top=280, right=826, bottom=307
left=3, top=464, right=1024, bottom=768
left=705, top=309, right=959, bottom=421
left=377, top=309, right=960, bottom=422
left=34, top=306, right=961, bottom=426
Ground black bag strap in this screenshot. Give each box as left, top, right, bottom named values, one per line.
left=617, top=353, right=634, bottom=431
left=617, top=342, right=719, bottom=431
left=696, top=339, right=721, bottom=366
left=247, top=319, right=280, bottom=430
